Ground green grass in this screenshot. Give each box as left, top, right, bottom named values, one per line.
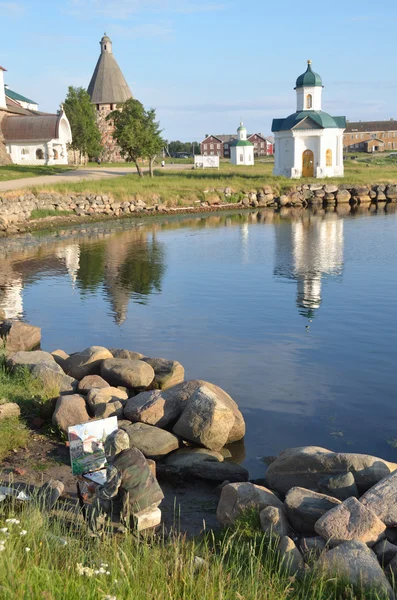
left=0, top=165, right=72, bottom=182
left=30, top=209, right=72, bottom=220
left=0, top=417, right=29, bottom=461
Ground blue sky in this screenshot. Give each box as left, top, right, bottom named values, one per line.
left=1, top=0, right=396, bottom=141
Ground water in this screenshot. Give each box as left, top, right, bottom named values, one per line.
left=1, top=207, right=397, bottom=477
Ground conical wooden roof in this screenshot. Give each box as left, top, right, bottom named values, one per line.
left=87, top=35, right=132, bottom=105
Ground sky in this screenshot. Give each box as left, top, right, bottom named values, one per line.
left=1, top=0, right=396, bottom=141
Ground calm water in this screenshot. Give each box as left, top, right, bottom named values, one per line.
left=1, top=207, right=397, bottom=477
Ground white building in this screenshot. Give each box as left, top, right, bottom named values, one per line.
left=272, top=61, right=346, bottom=178
left=230, top=122, right=254, bottom=166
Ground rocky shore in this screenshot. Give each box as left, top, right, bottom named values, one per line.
left=2, top=319, right=397, bottom=598
left=1, top=182, right=397, bottom=234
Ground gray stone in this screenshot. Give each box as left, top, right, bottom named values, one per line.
left=216, top=482, right=284, bottom=526
left=386, top=185, right=397, bottom=200
left=63, top=346, right=113, bottom=380
left=284, top=487, right=341, bottom=534
left=361, top=471, right=397, bottom=526
left=124, top=388, right=183, bottom=428
left=119, top=422, right=179, bottom=459
left=173, top=385, right=235, bottom=451
left=318, top=472, right=358, bottom=500
left=336, top=189, right=351, bottom=203
left=260, top=506, right=289, bottom=538
left=188, top=461, right=249, bottom=483
left=0, top=309, right=5, bottom=322
left=8, top=350, right=55, bottom=371
left=142, top=357, right=185, bottom=390
left=354, top=186, right=370, bottom=197
left=52, top=394, right=90, bottom=433
left=319, top=541, right=395, bottom=600
left=93, top=400, right=124, bottom=419
left=77, top=375, right=110, bottom=394
left=324, top=184, right=338, bottom=194
left=31, top=362, right=78, bottom=395
left=108, top=348, right=145, bottom=360
left=265, top=446, right=397, bottom=495
left=377, top=191, right=387, bottom=201
left=0, top=320, right=41, bottom=352
left=278, top=536, right=305, bottom=576
left=86, top=386, right=128, bottom=412
left=101, top=358, right=155, bottom=389
left=373, top=539, right=397, bottom=566
left=314, top=496, right=386, bottom=547
left=298, top=536, right=326, bottom=560
left=164, top=447, right=224, bottom=468
left=0, top=402, right=20, bottom=420
left=51, top=349, right=69, bottom=370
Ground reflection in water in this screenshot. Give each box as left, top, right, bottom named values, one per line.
left=56, top=245, right=80, bottom=286
left=274, top=213, right=344, bottom=319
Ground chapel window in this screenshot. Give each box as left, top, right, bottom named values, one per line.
left=326, top=149, right=332, bottom=167
left=36, top=149, right=44, bottom=160
left=306, top=94, right=312, bottom=109
left=240, top=154, right=243, bottom=162
left=53, top=149, right=59, bottom=159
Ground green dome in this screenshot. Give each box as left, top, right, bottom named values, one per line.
left=295, top=61, right=323, bottom=89
left=272, top=110, right=346, bottom=132
left=237, top=122, right=246, bottom=132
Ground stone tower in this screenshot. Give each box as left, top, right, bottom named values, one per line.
left=87, top=34, right=133, bottom=162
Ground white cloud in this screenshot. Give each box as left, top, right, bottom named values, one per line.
left=67, top=0, right=228, bottom=19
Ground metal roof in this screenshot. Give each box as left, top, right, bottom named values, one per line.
left=87, top=45, right=132, bottom=104
left=5, top=87, right=37, bottom=105
left=272, top=111, right=346, bottom=132
left=2, top=114, right=61, bottom=142
left=230, top=139, right=253, bottom=147
left=295, top=61, right=323, bottom=89
left=345, top=120, right=397, bottom=133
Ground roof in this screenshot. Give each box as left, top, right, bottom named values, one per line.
left=201, top=134, right=224, bottom=143
left=88, top=44, right=132, bottom=104
left=2, top=114, right=62, bottom=142
left=0, top=66, right=6, bottom=72
left=230, top=139, right=253, bottom=147
left=295, top=61, right=323, bottom=89
left=345, top=120, right=397, bottom=133
left=272, top=111, right=346, bottom=132
left=202, top=133, right=273, bottom=144
left=5, top=87, right=37, bottom=105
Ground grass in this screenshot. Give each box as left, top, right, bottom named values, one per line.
left=0, top=417, right=29, bottom=461
left=0, top=499, right=391, bottom=600
left=0, top=165, right=72, bottom=182
left=30, top=209, right=72, bottom=220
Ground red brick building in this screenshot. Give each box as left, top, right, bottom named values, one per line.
left=200, top=133, right=273, bottom=158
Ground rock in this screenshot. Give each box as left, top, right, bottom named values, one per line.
left=0, top=320, right=41, bottom=352
left=298, top=536, right=326, bottom=559
left=319, top=541, right=395, bottom=600
left=216, top=482, right=284, bottom=526
left=77, top=375, right=110, bottom=394
left=119, top=422, right=179, bottom=459
left=317, top=472, right=358, bottom=500
left=265, top=446, right=397, bottom=495
left=86, top=387, right=128, bottom=412
left=52, top=394, right=90, bottom=433
left=164, top=448, right=224, bottom=468
left=142, top=357, right=185, bottom=390
left=133, top=506, right=162, bottom=532
left=37, top=479, right=65, bottom=510
left=51, top=349, right=69, bottom=369
left=187, top=461, right=249, bottom=483
left=109, top=348, right=144, bottom=360
left=278, top=195, right=289, bottom=206
left=7, top=350, right=55, bottom=371
left=63, top=346, right=113, bottom=380
left=0, top=403, right=20, bottom=420
left=377, top=191, right=387, bottom=201
left=0, top=309, right=5, bottom=322
left=278, top=536, right=305, bottom=576
left=386, top=185, right=397, bottom=200
left=324, top=184, right=338, bottom=194
left=314, top=496, right=386, bottom=547
left=284, top=487, right=341, bottom=534
left=101, top=358, right=155, bottom=389
left=173, top=385, right=235, bottom=451
left=361, top=471, right=397, bottom=526
left=260, top=506, right=289, bottom=537
left=373, top=539, right=397, bottom=566
left=353, top=186, right=370, bottom=197
left=31, top=363, right=78, bottom=395
left=336, top=189, right=351, bottom=203
left=93, top=400, right=124, bottom=419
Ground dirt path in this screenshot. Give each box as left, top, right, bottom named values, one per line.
left=0, top=164, right=192, bottom=193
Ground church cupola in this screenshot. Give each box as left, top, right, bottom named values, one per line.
left=295, top=60, right=323, bottom=112
left=237, top=122, right=247, bottom=141
left=100, top=33, right=112, bottom=54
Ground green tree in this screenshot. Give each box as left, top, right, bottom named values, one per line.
left=107, top=99, right=164, bottom=177
left=63, top=86, right=102, bottom=161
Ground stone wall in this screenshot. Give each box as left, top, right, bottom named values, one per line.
left=96, top=105, right=124, bottom=162
left=1, top=182, right=397, bottom=233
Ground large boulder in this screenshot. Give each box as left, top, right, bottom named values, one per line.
left=93, top=400, right=124, bottom=419
left=187, top=461, right=248, bottom=483
left=265, top=446, right=397, bottom=495
left=77, top=375, right=110, bottom=394
left=86, top=387, right=128, bottom=412
left=315, top=496, right=386, bottom=547
left=260, top=506, right=289, bottom=538
left=63, top=346, right=113, bottom=380
left=319, top=541, right=395, bottom=600
left=164, top=447, right=224, bottom=468
left=361, top=471, right=397, bottom=526
left=52, top=394, right=90, bottom=433
left=0, top=320, right=41, bottom=352
left=141, top=357, right=185, bottom=390
left=373, top=539, right=397, bottom=566
left=31, top=362, right=78, bottom=395
left=278, top=536, right=305, bottom=576
left=7, top=350, right=55, bottom=371
left=109, top=349, right=145, bottom=360
left=216, top=482, right=284, bottom=526
left=317, top=472, right=358, bottom=501
left=284, top=487, right=341, bottom=534
left=119, top=422, right=179, bottom=459
left=0, top=403, right=20, bottom=420
left=173, top=385, right=235, bottom=451
left=100, top=358, right=155, bottom=389
left=51, top=349, right=69, bottom=370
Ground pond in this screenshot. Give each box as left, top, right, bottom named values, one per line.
left=1, top=207, right=397, bottom=477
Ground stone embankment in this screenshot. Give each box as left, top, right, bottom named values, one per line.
left=1, top=182, right=397, bottom=233
left=2, top=318, right=397, bottom=597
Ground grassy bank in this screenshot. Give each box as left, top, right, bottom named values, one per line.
left=0, top=165, right=72, bottom=182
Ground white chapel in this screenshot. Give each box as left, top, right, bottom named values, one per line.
left=272, top=61, right=346, bottom=178
left=230, top=122, right=254, bottom=166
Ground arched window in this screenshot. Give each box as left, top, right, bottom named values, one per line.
left=240, top=154, right=244, bottom=162
left=21, top=148, right=29, bottom=159
left=36, top=148, right=44, bottom=160
left=306, top=94, right=313, bottom=109
left=53, top=149, right=59, bottom=160
left=326, top=149, right=332, bottom=167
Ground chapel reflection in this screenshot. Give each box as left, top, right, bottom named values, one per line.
left=274, top=212, right=344, bottom=319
